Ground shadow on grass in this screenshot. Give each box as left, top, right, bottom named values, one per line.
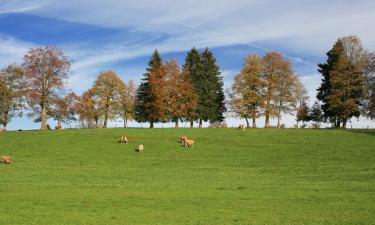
left=347, top=129, right=375, bottom=136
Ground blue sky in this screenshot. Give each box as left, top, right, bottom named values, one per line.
left=1, top=0, right=375, bottom=129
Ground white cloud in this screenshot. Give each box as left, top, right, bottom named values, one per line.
left=0, top=36, right=34, bottom=66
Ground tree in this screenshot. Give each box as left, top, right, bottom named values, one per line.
left=0, top=64, right=26, bottom=129
left=263, top=51, right=297, bottom=128
left=198, top=48, right=226, bottom=127
left=310, top=101, right=323, bottom=128
left=317, top=36, right=368, bottom=128
left=164, top=60, right=197, bottom=128
left=294, top=77, right=310, bottom=128
left=76, top=88, right=102, bottom=128
left=91, top=71, right=124, bottom=128
left=118, top=80, right=136, bottom=128
left=23, top=47, right=70, bottom=130
left=183, top=48, right=201, bottom=128
left=296, top=101, right=310, bottom=127
left=228, top=54, right=265, bottom=128
left=135, top=50, right=162, bottom=128
left=49, top=92, right=79, bottom=127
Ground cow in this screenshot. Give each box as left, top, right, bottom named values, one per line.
left=55, top=125, right=62, bottom=130
left=0, top=128, right=6, bottom=134
left=119, top=136, right=129, bottom=144
left=184, top=139, right=194, bottom=148
left=180, top=136, right=189, bottom=144
left=138, top=144, right=144, bottom=152
left=239, top=124, right=245, bottom=130
left=1, top=156, right=12, bottom=164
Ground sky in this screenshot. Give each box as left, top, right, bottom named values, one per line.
left=1, top=0, right=375, bottom=129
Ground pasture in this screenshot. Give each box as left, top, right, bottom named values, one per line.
left=0, top=128, right=374, bottom=224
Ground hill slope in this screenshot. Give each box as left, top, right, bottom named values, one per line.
left=0, top=128, right=374, bottom=224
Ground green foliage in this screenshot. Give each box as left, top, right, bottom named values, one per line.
left=135, top=50, right=162, bottom=127
left=310, top=101, right=323, bottom=127
left=317, top=36, right=369, bottom=128
left=1, top=128, right=375, bottom=224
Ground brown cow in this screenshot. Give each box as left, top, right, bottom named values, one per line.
left=119, top=136, right=129, bottom=144
left=138, top=144, right=144, bottom=152
left=184, top=139, right=194, bottom=148
left=1, top=156, right=12, bottom=164
left=239, top=124, right=245, bottom=130
left=55, top=125, right=62, bottom=130
left=180, top=136, right=188, bottom=144
left=0, top=128, right=6, bottom=134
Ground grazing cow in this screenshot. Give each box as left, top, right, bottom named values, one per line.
left=239, top=124, right=245, bottom=130
left=180, top=136, right=188, bottom=144
left=55, top=125, right=62, bottom=130
left=1, top=156, right=12, bottom=164
left=119, top=136, right=129, bottom=144
left=138, top=144, right=144, bottom=152
left=184, top=139, right=194, bottom=148
left=0, top=128, right=6, bottom=134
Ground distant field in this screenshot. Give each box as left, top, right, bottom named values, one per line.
left=0, top=128, right=374, bottom=225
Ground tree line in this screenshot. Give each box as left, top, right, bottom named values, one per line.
left=1, top=35, right=374, bottom=130
left=0, top=47, right=226, bottom=129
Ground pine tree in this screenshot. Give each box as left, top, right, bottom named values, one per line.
left=296, top=100, right=310, bottom=127
left=198, top=48, right=226, bottom=127
left=183, top=48, right=202, bottom=127
left=135, top=50, right=162, bottom=128
left=317, top=36, right=367, bottom=128
left=310, top=101, right=323, bottom=128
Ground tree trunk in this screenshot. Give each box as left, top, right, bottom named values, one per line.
left=175, top=120, right=179, bottom=128
left=103, top=112, right=108, bottom=128
left=252, top=117, right=256, bottom=128
left=265, top=111, right=270, bottom=128
left=57, top=120, right=62, bottom=127
left=199, top=119, right=203, bottom=128
left=3, top=111, right=8, bottom=130
left=277, top=113, right=281, bottom=128
left=190, top=120, right=194, bottom=128
left=41, top=102, right=47, bottom=130
left=150, top=121, right=154, bottom=128
left=95, top=117, right=99, bottom=128
left=342, top=119, right=347, bottom=129
left=124, top=117, right=128, bottom=128
left=245, top=117, right=250, bottom=128
left=296, top=120, right=299, bottom=128
left=251, top=110, right=256, bottom=128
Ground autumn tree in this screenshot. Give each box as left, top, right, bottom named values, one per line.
left=263, top=51, right=297, bottom=128
left=317, top=36, right=369, bottom=128
left=135, top=50, right=162, bottom=128
left=118, top=80, right=136, bottom=128
left=23, top=47, right=70, bottom=130
left=164, top=60, right=197, bottom=128
left=228, top=54, right=265, bottom=128
left=49, top=92, right=79, bottom=127
left=91, top=71, right=124, bottom=128
left=183, top=48, right=201, bottom=127
left=0, top=64, right=26, bottom=129
left=76, top=89, right=102, bottom=128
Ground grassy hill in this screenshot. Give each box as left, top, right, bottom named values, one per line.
left=0, top=128, right=374, bottom=225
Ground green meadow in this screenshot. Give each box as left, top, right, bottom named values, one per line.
left=0, top=128, right=374, bottom=225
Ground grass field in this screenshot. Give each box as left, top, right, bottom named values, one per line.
left=0, top=128, right=375, bottom=225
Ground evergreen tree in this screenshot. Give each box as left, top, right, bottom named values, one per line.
left=198, top=48, right=226, bottom=127
left=296, top=100, right=310, bottom=127
left=135, top=50, right=162, bottom=128
left=317, top=36, right=367, bottom=128
left=310, top=101, right=323, bottom=128
left=183, top=48, right=202, bottom=127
